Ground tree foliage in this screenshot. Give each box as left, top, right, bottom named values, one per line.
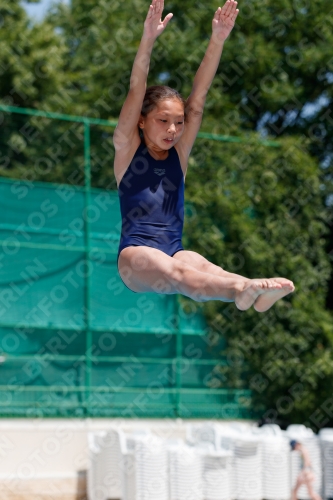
left=184, top=134, right=333, bottom=425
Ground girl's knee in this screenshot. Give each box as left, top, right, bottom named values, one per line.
left=125, top=249, right=151, bottom=271
left=169, top=260, right=186, bottom=283
left=151, top=278, right=173, bottom=294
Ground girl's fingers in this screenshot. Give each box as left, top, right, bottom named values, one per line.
left=146, top=4, right=153, bottom=19
left=152, top=0, right=162, bottom=16
left=220, top=1, right=238, bottom=19
left=214, top=7, right=221, bottom=20
left=220, top=2, right=231, bottom=18
left=233, top=8, right=239, bottom=20
left=230, top=3, right=239, bottom=21
left=162, top=12, right=173, bottom=27
left=220, top=3, right=227, bottom=14
left=225, top=0, right=234, bottom=17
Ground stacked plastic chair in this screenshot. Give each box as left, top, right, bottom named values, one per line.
left=123, top=434, right=169, bottom=500
left=87, top=428, right=127, bottom=500
left=254, top=424, right=291, bottom=500
left=214, top=424, right=262, bottom=500
left=87, top=422, right=331, bottom=500
left=286, top=424, right=322, bottom=499
left=185, top=423, right=218, bottom=450
left=201, top=448, right=233, bottom=500
left=185, top=423, right=235, bottom=500
left=232, top=435, right=263, bottom=500
left=319, top=428, right=333, bottom=499
left=168, top=440, right=203, bottom=500
left=87, top=431, right=106, bottom=500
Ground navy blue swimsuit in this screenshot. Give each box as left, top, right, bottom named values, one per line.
left=117, top=140, right=185, bottom=267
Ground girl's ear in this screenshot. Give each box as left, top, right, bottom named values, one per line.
left=138, top=115, right=145, bottom=129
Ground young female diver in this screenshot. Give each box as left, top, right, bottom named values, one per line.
left=113, top=0, right=295, bottom=311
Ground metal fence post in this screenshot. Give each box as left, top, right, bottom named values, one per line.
left=175, top=296, right=182, bottom=417
left=84, top=119, right=92, bottom=415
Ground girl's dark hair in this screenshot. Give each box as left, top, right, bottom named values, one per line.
left=139, top=86, right=186, bottom=139
left=141, top=85, right=186, bottom=117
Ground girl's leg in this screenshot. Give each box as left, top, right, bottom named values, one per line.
left=307, top=486, right=322, bottom=500
left=291, top=472, right=304, bottom=500
left=291, top=479, right=302, bottom=500
left=304, top=473, right=322, bottom=500
left=118, top=246, right=294, bottom=310
left=172, top=250, right=250, bottom=283
left=119, top=246, right=244, bottom=301
left=173, top=250, right=295, bottom=312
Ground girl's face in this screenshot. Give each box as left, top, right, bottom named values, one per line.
left=139, top=98, right=185, bottom=150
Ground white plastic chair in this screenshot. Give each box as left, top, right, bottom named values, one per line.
left=185, top=423, right=219, bottom=450
left=200, top=448, right=233, bottom=500
left=123, top=434, right=168, bottom=500
left=319, top=428, right=333, bottom=499
left=87, top=428, right=127, bottom=500
left=260, top=434, right=291, bottom=500
left=252, top=425, right=291, bottom=500
left=233, top=437, right=263, bottom=500
left=168, top=441, right=203, bottom=500
left=212, top=424, right=262, bottom=500
left=87, top=432, right=105, bottom=500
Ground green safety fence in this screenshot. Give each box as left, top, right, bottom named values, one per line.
left=0, top=106, right=267, bottom=419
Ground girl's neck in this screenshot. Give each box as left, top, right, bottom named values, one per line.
left=142, top=138, right=169, bottom=161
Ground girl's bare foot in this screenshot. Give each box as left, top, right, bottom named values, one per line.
left=254, top=277, right=295, bottom=312
left=235, top=278, right=295, bottom=312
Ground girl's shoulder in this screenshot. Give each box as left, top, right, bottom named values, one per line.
left=114, top=133, right=142, bottom=187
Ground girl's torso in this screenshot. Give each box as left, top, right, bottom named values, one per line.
left=114, top=134, right=188, bottom=188
left=117, top=139, right=185, bottom=257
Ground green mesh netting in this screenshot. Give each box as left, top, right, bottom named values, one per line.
left=0, top=177, right=254, bottom=418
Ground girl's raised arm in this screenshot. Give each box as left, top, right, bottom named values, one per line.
left=113, top=0, right=173, bottom=151
left=178, top=1, right=239, bottom=160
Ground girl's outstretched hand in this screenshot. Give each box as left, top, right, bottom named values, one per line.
left=143, top=0, right=173, bottom=40
left=212, top=1, right=239, bottom=42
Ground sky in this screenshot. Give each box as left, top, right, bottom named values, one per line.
left=22, top=0, right=69, bottom=21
